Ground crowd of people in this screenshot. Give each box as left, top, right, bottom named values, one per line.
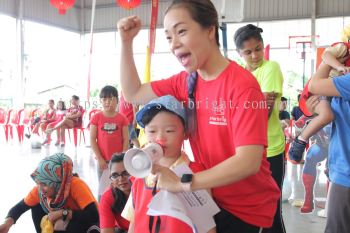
left=1, top=0, right=350, bottom=233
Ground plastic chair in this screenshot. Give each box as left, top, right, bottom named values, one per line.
left=68, top=110, right=86, bottom=147
left=0, top=108, right=7, bottom=141
left=9, top=109, right=25, bottom=142
left=1, top=109, right=13, bottom=142
left=86, top=109, right=101, bottom=129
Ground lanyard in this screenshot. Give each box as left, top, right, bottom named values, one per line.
left=148, top=181, right=161, bottom=233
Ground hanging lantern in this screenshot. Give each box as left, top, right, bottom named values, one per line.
left=117, top=0, right=141, bottom=10
left=50, top=0, right=75, bottom=15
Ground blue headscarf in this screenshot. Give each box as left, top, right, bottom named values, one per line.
left=31, top=153, right=73, bottom=213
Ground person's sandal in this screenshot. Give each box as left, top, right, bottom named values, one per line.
left=289, top=137, right=307, bottom=163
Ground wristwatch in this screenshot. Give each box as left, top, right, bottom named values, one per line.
left=62, top=209, right=69, bottom=221
left=180, top=174, right=193, bottom=192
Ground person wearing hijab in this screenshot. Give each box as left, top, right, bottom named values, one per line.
left=0, top=153, right=100, bottom=233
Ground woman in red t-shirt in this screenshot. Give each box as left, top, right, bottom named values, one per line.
left=117, top=1, right=279, bottom=232
left=99, top=154, right=131, bottom=233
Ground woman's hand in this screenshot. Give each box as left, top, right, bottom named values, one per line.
left=0, top=218, right=13, bottom=233
left=117, top=16, right=141, bottom=43
left=152, top=165, right=183, bottom=193
left=48, top=210, right=63, bottom=224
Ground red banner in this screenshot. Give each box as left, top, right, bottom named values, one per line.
left=264, top=44, right=270, bottom=61
left=149, top=0, right=159, bottom=54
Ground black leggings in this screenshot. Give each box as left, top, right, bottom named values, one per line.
left=267, top=153, right=286, bottom=233
left=31, top=204, right=99, bottom=233
left=214, top=208, right=267, bottom=233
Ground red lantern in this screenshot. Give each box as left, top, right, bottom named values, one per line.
left=50, top=0, right=75, bottom=15
left=117, top=0, right=141, bottom=10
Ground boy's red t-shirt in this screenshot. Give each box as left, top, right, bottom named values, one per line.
left=131, top=161, right=205, bottom=233
left=151, top=61, right=280, bottom=228
left=99, top=187, right=130, bottom=230
left=90, top=111, right=129, bottom=161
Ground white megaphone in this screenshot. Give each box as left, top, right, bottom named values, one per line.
left=124, top=142, right=164, bottom=178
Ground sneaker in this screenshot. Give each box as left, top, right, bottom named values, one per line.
left=317, top=209, right=327, bottom=218
left=25, top=133, right=31, bottom=139
left=291, top=199, right=304, bottom=207
left=55, top=141, right=60, bottom=146
left=289, top=137, right=307, bottom=163
left=60, top=142, right=65, bottom=147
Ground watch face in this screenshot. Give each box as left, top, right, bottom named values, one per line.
left=181, top=174, right=193, bottom=183
left=63, top=210, right=68, bottom=216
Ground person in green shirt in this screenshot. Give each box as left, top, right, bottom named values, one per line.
left=234, top=24, right=286, bottom=233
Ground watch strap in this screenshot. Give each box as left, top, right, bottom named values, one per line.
left=62, top=209, right=68, bottom=222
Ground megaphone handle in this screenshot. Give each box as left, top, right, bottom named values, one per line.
left=152, top=180, right=158, bottom=195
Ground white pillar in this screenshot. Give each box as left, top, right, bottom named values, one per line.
left=310, top=0, right=316, bottom=74
left=14, top=0, right=25, bottom=108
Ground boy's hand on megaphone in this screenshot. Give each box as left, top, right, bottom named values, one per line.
left=152, top=164, right=183, bottom=193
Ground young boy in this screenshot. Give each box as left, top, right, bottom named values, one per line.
left=121, top=95, right=215, bottom=233
left=289, top=24, right=350, bottom=163
left=90, top=86, right=129, bottom=183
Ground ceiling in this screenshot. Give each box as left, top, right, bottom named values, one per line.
left=0, top=0, right=349, bottom=33
left=74, top=0, right=169, bottom=9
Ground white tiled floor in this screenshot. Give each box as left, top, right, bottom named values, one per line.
left=0, top=134, right=326, bottom=233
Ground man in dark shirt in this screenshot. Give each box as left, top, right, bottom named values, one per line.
left=279, top=97, right=290, bottom=120
left=291, top=94, right=303, bottom=120
left=279, top=96, right=290, bottom=130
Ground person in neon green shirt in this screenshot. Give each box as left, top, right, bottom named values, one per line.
left=252, top=61, right=285, bottom=156
left=235, top=24, right=285, bottom=233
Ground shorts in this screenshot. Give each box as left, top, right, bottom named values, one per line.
left=214, top=208, right=266, bottom=233
left=32, top=117, right=41, bottom=125
left=73, top=119, right=82, bottom=128
left=325, top=182, right=350, bottom=233
left=299, top=80, right=330, bottom=117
